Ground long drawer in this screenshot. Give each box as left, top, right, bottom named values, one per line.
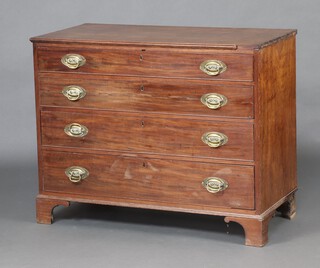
left=39, top=74, right=253, bottom=118
left=37, top=45, right=253, bottom=81
left=42, top=151, right=255, bottom=210
left=41, top=111, right=254, bottom=161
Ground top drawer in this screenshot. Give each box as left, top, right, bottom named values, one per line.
left=36, top=45, right=253, bottom=81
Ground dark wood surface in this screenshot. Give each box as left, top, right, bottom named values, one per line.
left=42, top=151, right=255, bottom=210
left=276, top=192, right=297, bottom=220
left=39, top=73, right=253, bottom=118
left=254, top=36, right=297, bottom=213
left=33, top=44, right=44, bottom=193
left=36, top=197, right=70, bottom=224
left=42, top=145, right=254, bottom=166
left=30, top=23, right=296, bottom=50
left=36, top=188, right=296, bottom=222
left=41, top=110, right=254, bottom=161
left=32, top=24, right=297, bottom=246
left=37, top=44, right=253, bottom=81
left=225, top=212, right=273, bottom=247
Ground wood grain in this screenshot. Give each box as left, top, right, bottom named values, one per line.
left=36, top=196, right=70, bottom=224
left=254, top=36, right=297, bottom=213
left=276, top=192, right=296, bottom=219
left=32, top=44, right=44, bottom=193
left=41, top=110, right=254, bottom=161
left=30, top=23, right=296, bottom=51
left=39, top=74, right=253, bottom=118
left=31, top=24, right=297, bottom=246
left=42, top=145, right=254, bottom=166
left=42, top=150, right=255, bottom=210
left=225, top=212, right=274, bottom=247
left=36, top=45, right=253, bottom=81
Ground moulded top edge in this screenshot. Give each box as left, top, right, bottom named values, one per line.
left=31, top=39, right=239, bottom=50
left=30, top=23, right=297, bottom=51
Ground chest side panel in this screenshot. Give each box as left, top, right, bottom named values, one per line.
left=254, top=36, right=297, bottom=212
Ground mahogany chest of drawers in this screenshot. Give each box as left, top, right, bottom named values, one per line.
left=31, top=24, right=297, bottom=246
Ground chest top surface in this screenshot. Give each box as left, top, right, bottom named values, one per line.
left=30, top=23, right=296, bottom=50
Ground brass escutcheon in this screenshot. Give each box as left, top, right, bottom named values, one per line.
left=61, top=54, right=86, bottom=69
left=201, top=132, right=228, bottom=148
left=201, top=93, right=228, bottom=109
left=65, top=166, right=89, bottom=183
left=62, top=85, right=86, bottom=101
left=200, top=60, right=227, bottom=76
left=64, top=123, right=88, bottom=138
left=202, top=177, right=229, bottom=193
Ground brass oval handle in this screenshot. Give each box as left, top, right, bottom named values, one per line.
left=64, top=123, right=88, bottom=138
left=61, top=54, right=86, bottom=69
left=65, top=166, right=89, bottom=183
left=201, top=132, right=228, bottom=148
left=200, top=60, right=227, bottom=76
left=201, top=93, right=228, bottom=109
left=62, top=85, right=86, bottom=101
left=202, top=177, right=228, bottom=193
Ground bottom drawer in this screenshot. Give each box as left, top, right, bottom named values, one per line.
left=42, top=151, right=255, bottom=210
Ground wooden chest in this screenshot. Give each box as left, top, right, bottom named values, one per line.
left=31, top=24, right=297, bottom=246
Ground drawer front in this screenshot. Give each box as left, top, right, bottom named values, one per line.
left=37, top=46, right=253, bottom=81
left=40, top=75, right=253, bottom=118
left=42, top=151, right=255, bottom=210
left=41, top=111, right=253, bottom=161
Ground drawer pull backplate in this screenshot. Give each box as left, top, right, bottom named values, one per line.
left=64, top=123, right=88, bottom=138
left=62, top=85, right=86, bottom=101
left=201, top=93, right=228, bottom=109
left=201, top=132, right=228, bottom=148
left=61, top=54, right=86, bottom=69
left=200, top=60, right=227, bottom=76
left=202, top=177, right=228, bottom=193
left=65, top=166, right=89, bottom=183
